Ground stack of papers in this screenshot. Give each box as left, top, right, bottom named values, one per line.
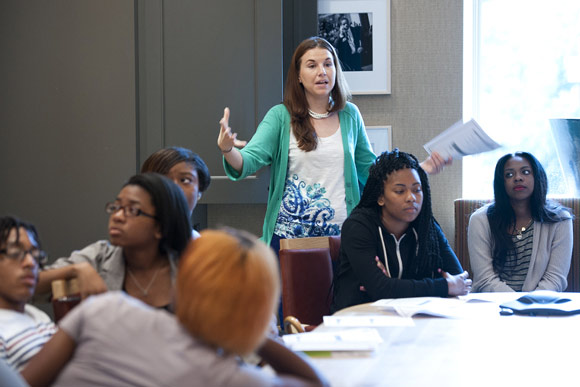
left=423, top=119, right=500, bottom=160
left=282, top=328, right=383, bottom=352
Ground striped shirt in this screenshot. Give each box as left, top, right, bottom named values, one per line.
left=0, top=305, right=56, bottom=371
left=500, top=222, right=535, bottom=291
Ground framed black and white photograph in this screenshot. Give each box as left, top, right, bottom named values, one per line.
left=366, top=126, right=392, bottom=155
left=318, top=0, right=391, bottom=94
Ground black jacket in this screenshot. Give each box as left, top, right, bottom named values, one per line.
left=332, top=207, right=463, bottom=312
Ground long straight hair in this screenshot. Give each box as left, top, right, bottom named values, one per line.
left=283, top=36, right=350, bottom=151
left=357, top=149, right=443, bottom=278
left=487, top=151, right=571, bottom=273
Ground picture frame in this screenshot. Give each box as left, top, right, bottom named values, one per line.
left=318, top=0, right=391, bottom=94
left=365, top=126, right=392, bottom=155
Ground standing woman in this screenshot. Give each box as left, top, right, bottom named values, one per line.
left=468, top=152, right=573, bottom=292
left=217, top=37, right=448, bottom=249
left=37, top=173, right=192, bottom=308
left=332, top=150, right=470, bottom=312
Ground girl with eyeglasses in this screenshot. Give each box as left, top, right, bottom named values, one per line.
left=0, top=216, right=57, bottom=371
left=36, top=173, right=192, bottom=309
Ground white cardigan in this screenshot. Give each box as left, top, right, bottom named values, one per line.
left=468, top=204, right=573, bottom=292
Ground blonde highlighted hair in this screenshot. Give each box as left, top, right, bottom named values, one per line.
left=176, top=228, right=280, bottom=355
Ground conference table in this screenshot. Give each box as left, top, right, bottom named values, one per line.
left=307, top=293, right=580, bottom=387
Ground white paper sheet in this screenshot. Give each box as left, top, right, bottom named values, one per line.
left=282, top=328, right=383, bottom=352
left=372, top=297, right=469, bottom=318
left=423, top=118, right=500, bottom=160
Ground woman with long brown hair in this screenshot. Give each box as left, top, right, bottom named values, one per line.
left=217, top=37, right=449, bottom=252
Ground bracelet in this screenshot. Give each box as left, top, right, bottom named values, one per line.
left=220, top=146, right=233, bottom=154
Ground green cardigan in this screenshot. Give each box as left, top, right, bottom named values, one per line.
left=223, top=102, right=376, bottom=245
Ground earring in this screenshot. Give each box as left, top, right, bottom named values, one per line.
left=197, top=192, right=202, bottom=199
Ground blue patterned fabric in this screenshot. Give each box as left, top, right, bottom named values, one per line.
left=274, top=174, right=341, bottom=238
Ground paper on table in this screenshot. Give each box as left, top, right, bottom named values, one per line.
left=323, top=315, right=414, bottom=327
left=423, top=118, right=500, bottom=160
left=372, top=297, right=470, bottom=318
left=282, top=328, right=383, bottom=352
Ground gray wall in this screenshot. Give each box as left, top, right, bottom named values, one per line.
left=0, top=1, right=137, bottom=257
left=354, top=0, right=463, bottom=240
left=0, top=0, right=463, bottom=256
left=210, top=0, right=464, bottom=242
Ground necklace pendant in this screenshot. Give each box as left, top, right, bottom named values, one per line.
left=516, top=233, right=523, bottom=240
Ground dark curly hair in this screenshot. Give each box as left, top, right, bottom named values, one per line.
left=357, top=149, right=442, bottom=279
left=0, top=216, right=41, bottom=251
left=487, top=151, right=571, bottom=273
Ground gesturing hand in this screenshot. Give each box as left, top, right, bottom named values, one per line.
left=217, top=107, right=247, bottom=152
left=420, top=151, right=453, bottom=175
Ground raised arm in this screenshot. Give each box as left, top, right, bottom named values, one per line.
left=256, top=337, right=329, bottom=387
left=220, top=104, right=287, bottom=181
left=351, top=105, right=378, bottom=189
left=217, top=107, right=246, bottom=173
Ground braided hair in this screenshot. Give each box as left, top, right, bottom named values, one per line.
left=357, top=149, right=442, bottom=279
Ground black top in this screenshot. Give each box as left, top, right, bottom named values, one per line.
left=332, top=207, right=463, bottom=313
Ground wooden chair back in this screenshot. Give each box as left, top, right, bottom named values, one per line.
left=279, top=236, right=341, bottom=326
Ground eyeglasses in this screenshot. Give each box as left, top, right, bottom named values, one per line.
left=0, top=247, right=47, bottom=267
left=105, top=202, right=156, bottom=219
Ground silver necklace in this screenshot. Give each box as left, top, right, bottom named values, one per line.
left=127, top=266, right=162, bottom=296
left=308, top=109, right=331, bottom=119
left=514, top=219, right=533, bottom=240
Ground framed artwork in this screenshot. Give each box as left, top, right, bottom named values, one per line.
left=318, top=0, right=391, bottom=94
left=366, top=126, right=392, bottom=155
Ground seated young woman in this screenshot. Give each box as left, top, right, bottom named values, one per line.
left=468, top=151, right=573, bottom=292
left=36, top=173, right=192, bottom=308
left=0, top=216, right=56, bottom=371
left=141, top=146, right=211, bottom=239
left=332, top=149, right=471, bottom=312
left=22, top=228, right=329, bottom=387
